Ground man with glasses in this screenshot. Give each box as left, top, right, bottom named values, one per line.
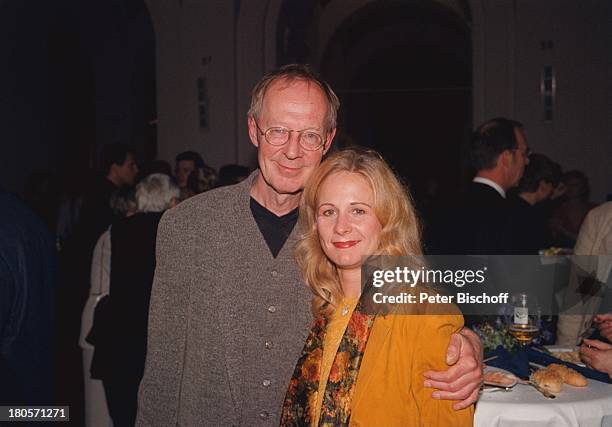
left=430, top=117, right=530, bottom=256
left=137, top=64, right=483, bottom=426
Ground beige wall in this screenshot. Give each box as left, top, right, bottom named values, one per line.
left=146, top=0, right=244, bottom=169
left=148, top=0, right=611, bottom=200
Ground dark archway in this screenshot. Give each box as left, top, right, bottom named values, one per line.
left=48, top=5, right=96, bottom=185
left=319, top=1, right=472, bottom=204
left=48, top=0, right=156, bottom=179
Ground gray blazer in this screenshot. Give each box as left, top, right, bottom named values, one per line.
left=136, top=172, right=312, bottom=426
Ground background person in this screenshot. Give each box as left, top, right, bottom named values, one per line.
left=80, top=186, right=137, bottom=427
left=174, top=151, right=204, bottom=191
left=558, top=201, right=612, bottom=346
left=428, top=117, right=530, bottom=255
left=580, top=338, right=612, bottom=378
left=507, top=153, right=556, bottom=254
left=91, top=173, right=179, bottom=426
left=183, top=163, right=218, bottom=199
left=550, top=170, right=598, bottom=248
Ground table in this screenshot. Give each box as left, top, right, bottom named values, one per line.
left=475, top=378, right=612, bottom=427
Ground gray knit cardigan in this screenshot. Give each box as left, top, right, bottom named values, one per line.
left=136, top=172, right=313, bottom=426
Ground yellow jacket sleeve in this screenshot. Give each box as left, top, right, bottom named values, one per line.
left=349, top=310, right=474, bottom=426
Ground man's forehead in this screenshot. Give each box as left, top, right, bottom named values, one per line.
left=264, top=78, right=324, bottom=103
left=259, top=79, right=328, bottom=125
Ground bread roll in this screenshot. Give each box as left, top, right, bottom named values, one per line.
left=548, top=363, right=588, bottom=387
left=531, top=369, right=563, bottom=393
left=565, top=368, right=588, bottom=387
left=547, top=363, right=569, bottom=381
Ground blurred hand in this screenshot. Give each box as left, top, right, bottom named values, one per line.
left=594, top=314, right=612, bottom=341
left=594, top=314, right=612, bottom=322
left=423, top=328, right=483, bottom=410
left=580, top=339, right=612, bottom=376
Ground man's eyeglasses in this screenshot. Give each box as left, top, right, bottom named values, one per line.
left=254, top=121, right=325, bottom=151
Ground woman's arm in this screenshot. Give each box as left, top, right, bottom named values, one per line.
left=412, top=314, right=475, bottom=426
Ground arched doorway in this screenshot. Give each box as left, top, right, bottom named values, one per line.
left=48, top=0, right=156, bottom=175
left=319, top=1, right=472, bottom=205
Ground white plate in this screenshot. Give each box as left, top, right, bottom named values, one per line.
left=483, top=366, right=519, bottom=391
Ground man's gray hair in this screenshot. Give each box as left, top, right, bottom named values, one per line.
left=247, top=64, right=340, bottom=131
left=136, top=173, right=180, bottom=213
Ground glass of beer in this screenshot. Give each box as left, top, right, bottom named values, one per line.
left=508, top=293, right=540, bottom=346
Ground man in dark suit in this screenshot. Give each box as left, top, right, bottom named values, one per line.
left=425, top=118, right=530, bottom=328
left=76, top=143, right=139, bottom=257
left=431, top=117, right=530, bottom=255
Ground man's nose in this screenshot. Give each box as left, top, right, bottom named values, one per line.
left=283, top=131, right=302, bottom=159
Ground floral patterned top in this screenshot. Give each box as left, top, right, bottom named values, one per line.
left=314, top=298, right=359, bottom=425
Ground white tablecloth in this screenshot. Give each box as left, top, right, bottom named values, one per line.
left=475, top=379, right=612, bottom=427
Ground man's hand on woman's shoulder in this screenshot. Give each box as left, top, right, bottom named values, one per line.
left=423, top=328, right=483, bottom=410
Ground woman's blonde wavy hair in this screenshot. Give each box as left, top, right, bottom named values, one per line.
left=295, top=147, right=423, bottom=318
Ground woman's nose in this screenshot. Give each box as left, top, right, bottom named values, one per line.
left=334, top=213, right=352, bottom=235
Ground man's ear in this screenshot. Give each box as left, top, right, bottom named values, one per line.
left=499, top=150, right=513, bottom=169
left=322, top=127, right=337, bottom=155
left=247, top=116, right=259, bottom=148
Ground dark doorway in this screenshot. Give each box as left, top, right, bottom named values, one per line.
left=320, top=1, right=472, bottom=200
left=48, top=13, right=96, bottom=184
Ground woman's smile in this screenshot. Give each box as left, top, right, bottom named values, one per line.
left=332, top=240, right=360, bottom=248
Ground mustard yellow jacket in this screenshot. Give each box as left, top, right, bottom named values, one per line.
left=348, top=312, right=474, bottom=426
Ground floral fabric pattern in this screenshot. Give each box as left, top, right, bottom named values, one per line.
left=280, top=300, right=376, bottom=426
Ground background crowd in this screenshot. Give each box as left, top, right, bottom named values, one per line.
left=1, top=146, right=250, bottom=424
left=1, top=116, right=609, bottom=425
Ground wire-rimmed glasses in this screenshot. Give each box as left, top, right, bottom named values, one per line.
left=254, top=121, right=325, bottom=151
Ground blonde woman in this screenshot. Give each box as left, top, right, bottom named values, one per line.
left=281, top=148, right=474, bottom=426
